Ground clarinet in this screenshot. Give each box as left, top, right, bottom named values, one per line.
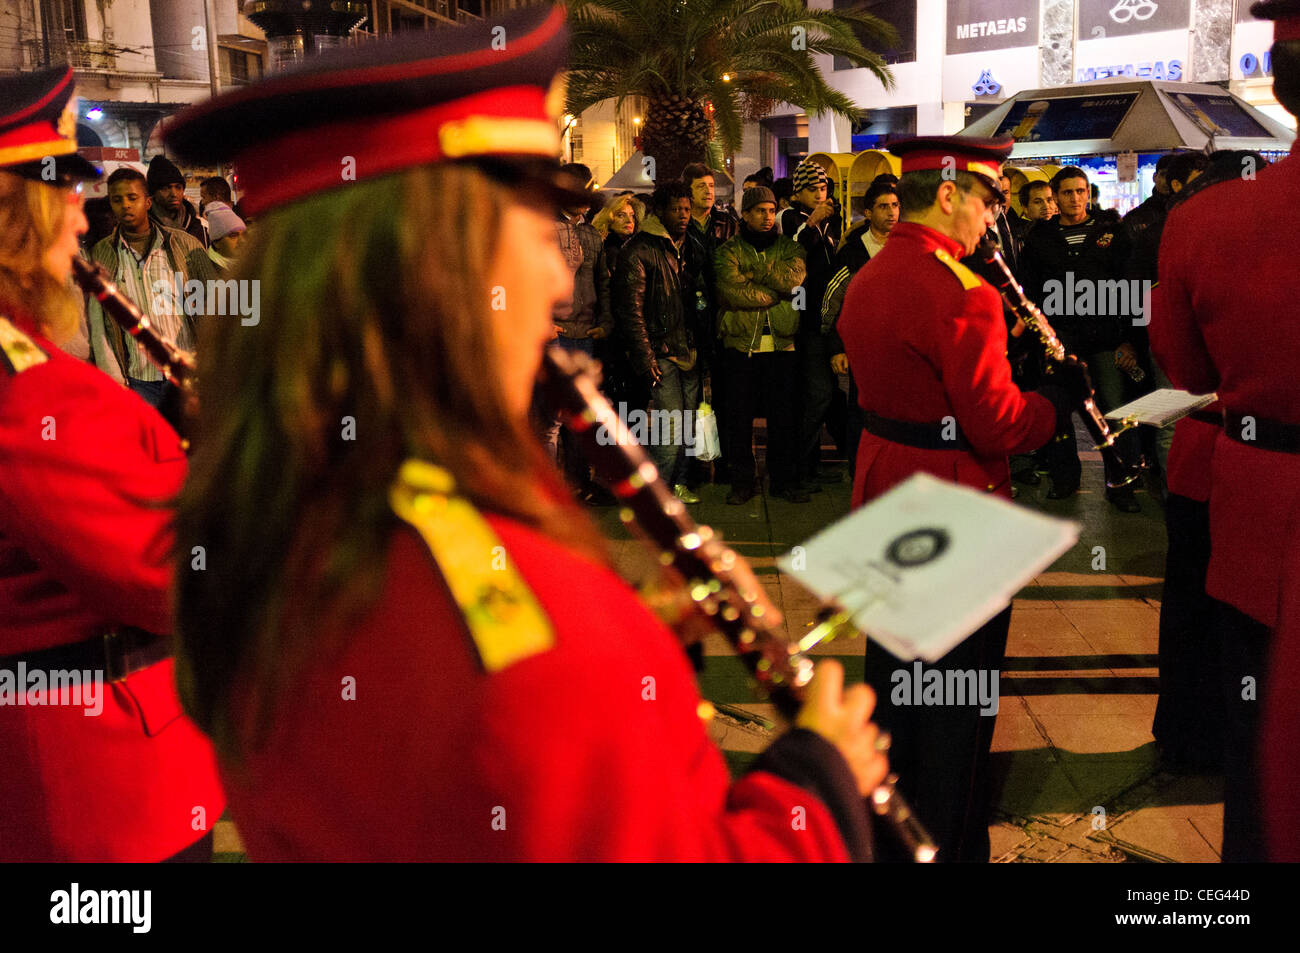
left=973, top=236, right=1142, bottom=490
left=71, top=256, right=199, bottom=445
left=540, top=346, right=937, bottom=863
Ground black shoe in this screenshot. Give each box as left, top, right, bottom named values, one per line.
left=1046, top=479, right=1080, bottom=500
left=725, top=485, right=755, bottom=505
left=1106, top=488, right=1141, bottom=513
left=803, top=480, right=825, bottom=494
left=771, top=485, right=811, bottom=504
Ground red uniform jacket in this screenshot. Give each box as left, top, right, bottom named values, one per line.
left=223, top=518, right=860, bottom=861
left=0, top=316, right=224, bottom=861
left=1264, top=528, right=1300, bottom=861
left=1151, top=288, right=1217, bottom=503
left=1151, top=150, right=1300, bottom=627
left=838, top=222, right=1056, bottom=506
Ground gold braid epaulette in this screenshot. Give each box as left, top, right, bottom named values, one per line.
left=389, top=459, right=554, bottom=673
left=933, top=248, right=983, bottom=291
left=0, top=317, right=50, bottom=375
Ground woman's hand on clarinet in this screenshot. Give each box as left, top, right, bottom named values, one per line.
left=796, top=659, right=890, bottom=796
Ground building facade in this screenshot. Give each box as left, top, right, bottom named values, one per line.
left=734, top=0, right=1293, bottom=182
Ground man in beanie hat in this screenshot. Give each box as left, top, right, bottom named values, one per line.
left=162, top=5, right=886, bottom=862
left=713, top=186, right=806, bottom=504
left=780, top=157, right=843, bottom=492
left=839, top=134, right=1063, bottom=862
left=203, top=201, right=246, bottom=273
left=1149, top=0, right=1300, bottom=863
left=147, top=154, right=208, bottom=247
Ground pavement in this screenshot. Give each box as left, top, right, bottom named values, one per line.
left=212, top=425, right=1224, bottom=863
left=604, top=432, right=1223, bottom=864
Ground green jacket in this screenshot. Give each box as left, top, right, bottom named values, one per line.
left=713, top=230, right=806, bottom=354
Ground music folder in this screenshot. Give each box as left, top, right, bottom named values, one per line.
left=778, top=473, right=1079, bottom=662
left=1105, top=389, right=1217, bottom=429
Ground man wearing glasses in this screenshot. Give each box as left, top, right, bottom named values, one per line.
left=836, top=135, right=1060, bottom=862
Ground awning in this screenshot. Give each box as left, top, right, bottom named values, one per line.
left=599, top=150, right=735, bottom=197
left=959, top=79, right=1295, bottom=158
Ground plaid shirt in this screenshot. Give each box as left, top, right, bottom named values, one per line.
left=110, top=227, right=195, bottom=381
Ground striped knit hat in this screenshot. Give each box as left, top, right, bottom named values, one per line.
left=791, top=158, right=829, bottom=194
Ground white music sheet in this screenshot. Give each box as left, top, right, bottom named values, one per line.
left=778, top=474, right=1079, bottom=661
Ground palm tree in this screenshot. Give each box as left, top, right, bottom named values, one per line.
left=564, top=0, right=898, bottom=184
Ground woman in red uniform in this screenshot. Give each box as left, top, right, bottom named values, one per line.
left=166, top=8, right=889, bottom=861
left=0, top=66, right=224, bottom=861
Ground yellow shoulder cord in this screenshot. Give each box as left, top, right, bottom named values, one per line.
left=389, top=459, right=555, bottom=673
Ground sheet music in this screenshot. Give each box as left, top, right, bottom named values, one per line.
left=1105, top=389, right=1217, bottom=428
left=778, top=474, right=1079, bottom=662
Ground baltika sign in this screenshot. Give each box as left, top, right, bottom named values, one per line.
left=946, top=0, right=1039, bottom=55
left=1077, top=0, right=1191, bottom=40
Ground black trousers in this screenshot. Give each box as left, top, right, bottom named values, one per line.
left=1216, top=601, right=1272, bottom=863
left=797, top=331, right=836, bottom=480
left=1041, top=348, right=1143, bottom=490
left=1152, top=494, right=1225, bottom=767
left=846, top=371, right=865, bottom=481
left=721, top=348, right=798, bottom=491
left=863, top=605, right=1012, bottom=863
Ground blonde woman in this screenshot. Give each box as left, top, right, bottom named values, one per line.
left=0, top=66, right=224, bottom=861
left=591, top=191, right=644, bottom=279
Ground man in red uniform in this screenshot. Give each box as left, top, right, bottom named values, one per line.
left=1149, top=0, right=1300, bottom=862
left=837, top=136, right=1060, bottom=862
left=0, top=66, right=225, bottom=861
left=160, top=6, right=892, bottom=862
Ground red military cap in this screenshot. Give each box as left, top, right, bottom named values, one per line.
left=0, top=66, right=102, bottom=183
left=1253, top=0, right=1300, bottom=40
left=163, top=5, right=589, bottom=216
left=888, top=135, right=1014, bottom=202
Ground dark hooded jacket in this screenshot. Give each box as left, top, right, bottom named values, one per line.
left=613, top=215, right=709, bottom=377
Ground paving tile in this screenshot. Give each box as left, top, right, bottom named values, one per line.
left=989, top=821, right=1034, bottom=861
left=1053, top=758, right=1158, bottom=811
left=1104, top=814, right=1222, bottom=863
left=990, top=697, right=1048, bottom=752
left=1030, top=712, right=1156, bottom=755
left=1021, top=692, right=1157, bottom=718
left=1008, top=606, right=1085, bottom=642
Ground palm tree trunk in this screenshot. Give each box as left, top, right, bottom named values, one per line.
left=642, top=95, right=711, bottom=184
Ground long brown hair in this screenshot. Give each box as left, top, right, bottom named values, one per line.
left=0, top=172, right=80, bottom=340
left=174, top=163, right=608, bottom=758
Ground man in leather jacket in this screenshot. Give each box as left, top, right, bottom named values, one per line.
left=613, top=180, right=710, bottom=502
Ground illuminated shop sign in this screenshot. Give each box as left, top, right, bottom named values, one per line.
left=972, top=70, right=1003, bottom=95
left=946, top=0, right=1040, bottom=54
left=1238, top=51, right=1273, bottom=77
left=1077, top=0, right=1191, bottom=39
left=1076, top=60, right=1183, bottom=82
